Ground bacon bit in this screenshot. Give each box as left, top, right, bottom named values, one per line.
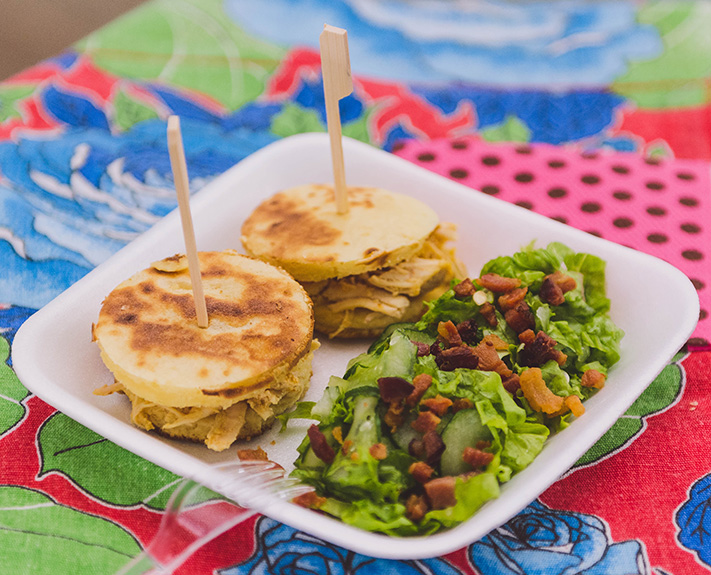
left=438, top=320, right=462, bottom=346
left=369, top=443, right=388, bottom=460
left=518, top=331, right=567, bottom=367
left=308, top=424, right=336, bottom=464
left=476, top=440, right=492, bottom=450
left=478, top=273, right=521, bottom=293
left=414, top=341, right=431, bottom=357
left=504, top=302, right=536, bottom=334
left=501, top=373, right=521, bottom=394
left=421, top=394, right=453, bottom=417
left=540, top=276, right=564, bottom=306
left=436, top=346, right=480, bottom=371
left=452, top=398, right=474, bottom=412
left=479, top=302, right=498, bottom=327
left=423, top=430, right=446, bottom=465
left=519, top=368, right=564, bottom=415
left=237, top=447, right=269, bottom=461
left=565, top=395, right=585, bottom=418
left=332, top=426, right=344, bottom=444
left=411, top=410, right=441, bottom=433
left=350, top=452, right=360, bottom=461
left=293, top=491, right=327, bottom=509
left=378, top=376, right=415, bottom=403
left=462, top=447, right=495, bottom=469
left=581, top=369, right=606, bottom=389
left=384, top=401, right=406, bottom=432
left=456, top=319, right=478, bottom=344
left=453, top=278, right=475, bottom=297
left=483, top=333, right=509, bottom=350
left=409, top=461, right=435, bottom=484
left=471, top=338, right=506, bottom=373
left=406, top=373, right=433, bottom=407
left=341, top=439, right=354, bottom=455
left=518, top=329, right=535, bottom=345
left=405, top=493, right=430, bottom=522
left=409, top=438, right=425, bottom=458
left=498, top=287, right=528, bottom=312
left=424, top=477, right=457, bottom=510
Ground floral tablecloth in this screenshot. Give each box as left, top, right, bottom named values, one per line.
left=1, top=1, right=710, bottom=573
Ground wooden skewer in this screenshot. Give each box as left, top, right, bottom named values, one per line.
left=320, top=23, right=353, bottom=215
left=167, top=115, right=209, bottom=329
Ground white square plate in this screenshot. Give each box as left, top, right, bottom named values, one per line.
left=12, top=133, right=699, bottom=559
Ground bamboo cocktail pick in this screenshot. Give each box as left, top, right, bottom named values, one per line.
left=167, top=115, right=209, bottom=328
left=320, top=24, right=353, bottom=215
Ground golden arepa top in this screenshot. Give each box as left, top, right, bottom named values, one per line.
left=93, top=251, right=313, bottom=409
left=240, top=185, right=439, bottom=282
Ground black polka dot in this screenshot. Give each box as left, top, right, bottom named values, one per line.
left=692, top=278, right=705, bottom=290
left=581, top=174, right=601, bottom=185
left=451, top=141, right=468, bottom=150
left=688, top=337, right=709, bottom=347
left=701, top=309, right=708, bottom=320
left=680, top=197, right=699, bottom=207
left=587, top=230, right=603, bottom=238
left=548, top=160, right=566, bottom=169
left=515, top=145, right=533, bottom=155
left=613, top=217, right=634, bottom=228
left=646, top=206, right=666, bottom=216
left=581, top=202, right=602, bottom=213
left=391, top=142, right=406, bottom=152
left=481, top=155, right=500, bottom=166
left=514, top=172, right=534, bottom=183
left=417, top=152, right=436, bottom=162
left=548, top=187, right=567, bottom=198
left=611, top=165, right=630, bottom=174
left=677, top=172, right=696, bottom=181
left=581, top=151, right=598, bottom=160
left=450, top=168, right=468, bottom=179
left=682, top=249, right=703, bottom=261
left=646, top=181, right=665, bottom=191
left=481, top=185, right=500, bottom=195
left=515, top=200, right=534, bottom=210
left=681, top=223, right=701, bottom=234
left=647, top=233, right=668, bottom=244
left=644, top=157, right=661, bottom=166
left=551, top=215, right=568, bottom=224
left=613, top=190, right=632, bottom=201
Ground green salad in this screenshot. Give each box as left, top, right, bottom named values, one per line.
left=282, top=242, right=624, bottom=536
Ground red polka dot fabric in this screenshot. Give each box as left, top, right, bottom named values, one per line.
left=394, top=138, right=709, bottom=348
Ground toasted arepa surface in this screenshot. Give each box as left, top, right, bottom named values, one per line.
left=94, top=251, right=314, bottom=408
left=241, top=185, right=439, bottom=281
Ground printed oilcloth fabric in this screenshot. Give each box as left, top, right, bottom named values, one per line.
left=0, top=1, right=710, bottom=573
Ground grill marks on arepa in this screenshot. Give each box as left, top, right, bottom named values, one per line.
left=93, top=251, right=316, bottom=451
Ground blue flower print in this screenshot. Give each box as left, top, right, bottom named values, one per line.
left=219, top=517, right=464, bottom=575
left=469, top=500, right=647, bottom=575
left=676, top=474, right=711, bottom=567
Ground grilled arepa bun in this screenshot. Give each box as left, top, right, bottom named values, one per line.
left=241, top=185, right=465, bottom=338
left=93, top=250, right=317, bottom=451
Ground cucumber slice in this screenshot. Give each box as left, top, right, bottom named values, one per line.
left=440, top=408, right=492, bottom=476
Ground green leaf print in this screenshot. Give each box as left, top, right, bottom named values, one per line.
left=271, top=103, right=325, bottom=138
left=612, top=3, right=711, bottom=108
left=0, top=84, right=35, bottom=123
left=480, top=115, right=531, bottom=143
left=0, top=485, right=140, bottom=575
left=114, top=89, right=159, bottom=131
left=38, top=413, right=180, bottom=509
left=575, top=352, right=685, bottom=468
left=76, top=0, right=285, bottom=110
left=0, top=337, right=29, bottom=436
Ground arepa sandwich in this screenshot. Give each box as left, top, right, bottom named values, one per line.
left=93, top=250, right=317, bottom=451
left=241, top=184, right=465, bottom=338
